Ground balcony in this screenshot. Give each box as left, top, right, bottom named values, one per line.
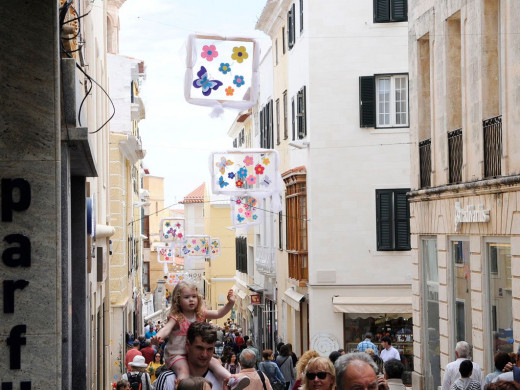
left=448, top=129, right=463, bottom=183
left=483, top=115, right=502, bottom=178
left=419, top=138, right=431, bottom=188
left=256, top=245, right=276, bottom=276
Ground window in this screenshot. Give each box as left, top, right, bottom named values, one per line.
left=235, top=236, right=247, bottom=273
left=284, top=171, right=308, bottom=281
left=486, top=241, right=512, bottom=373
left=359, top=74, right=409, bottom=128
left=291, top=96, right=296, bottom=140
left=143, top=262, right=150, bottom=292
left=239, top=128, right=245, bottom=147
left=283, top=91, right=288, bottom=139
left=373, top=0, right=407, bottom=23
left=260, top=100, right=274, bottom=148
left=375, top=189, right=410, bottom=251
left=299, top=0, right=304, bottom=33
left=275, top=39, right=279, bottom=65
left=233, top=138, right=237, bottom=148
left=276, top=99, right=280, bottom=145
left=296, top=86, right=307, bottom=139
left=282, top=27, right=286, bottom=54
left=451, top=240, right=471, bottom=346
left=287, top=3, right=296, bottom=50
left=278, top=211, right=283, bottom=250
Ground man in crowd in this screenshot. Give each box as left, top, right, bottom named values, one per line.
left=380, top=337, right=400, bottom=363
left=384, top=359, right=406, bottom=390
left=125, top=340, right=142, bottom=372
left=335, top=352, right=388, bottom=390
left=154, top=322, right=250, bottom=390
left=357, top=333, right=379, bottom=356
left=245, top=339, right=261, bottom=367
left=441, top=341, right=483, bottom=390
left=140, top=339, right=156, bottom=364
left=234, top=349, right=272, bottom=390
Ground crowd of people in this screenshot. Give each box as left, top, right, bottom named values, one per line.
left=116, top=282, right=520, bottom=390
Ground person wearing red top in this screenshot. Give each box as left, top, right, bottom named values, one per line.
left=140, top=340, right=156, bottom=364
left=125, top=340, right=143, bottom=372
left=235, top=332, right=245, bottom=350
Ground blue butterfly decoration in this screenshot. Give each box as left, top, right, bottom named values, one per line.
left=260, top=175, right=272, bottom=187
left=218, top=176, right=229, bottom=188
left=193, top=66, right=223, bottom=96
left=182, top=247, right=190, bottom=255
left=237, top=215, right=245, bottom=223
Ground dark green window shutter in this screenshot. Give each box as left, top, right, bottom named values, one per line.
left=288, top=4, right=295, bottom=49
left=359, top=76, right=375, bottom=128
left=269, top=99, right=274, bottom=148
left=391, top=0, right=407, bottom=22
left=297, top=86, right=307, bottom=139
left=376, top=190, right=393, bottom=251
left=374, top=0, right=390, bottom=22
left=291, top=96, right=296, bottom=140
left=299, top=0, right=304, bottom=33
left=394, top=189, right=411, bottom=250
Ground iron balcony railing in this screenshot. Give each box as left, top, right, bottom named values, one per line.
left=448, top=129, right=463, bottom=183
left=419, top=138, right=431, bottom=188
left=483, top=115, right=502, bottom=178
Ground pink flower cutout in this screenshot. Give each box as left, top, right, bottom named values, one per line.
left=192, top=239, right=197, bottom=244
left=243, top=156, right=254, bottom=166
left=254, top=164, right=265, bottom=175
left=244, top=210, right=252, bottom=218
left=246, top=175, right=256, bottom=185
left=236, top=199, right=242, bottom=205
left=238, top=208, right=244, bottom=213
left=201, top=45, right=218, bottom=61
left=177, top=233, right=183, bottom=239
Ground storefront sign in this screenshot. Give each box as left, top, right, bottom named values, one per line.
left=454, top=202, right=490, bottom=232
left=250, top=294, right=261, bottom=305
left=1, top=178, right=32, bottom=388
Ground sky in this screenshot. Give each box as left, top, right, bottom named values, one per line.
left=118, top=0, right=270, bottom=207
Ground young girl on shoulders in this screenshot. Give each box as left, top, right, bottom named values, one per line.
left=153, top=281, right=248, bottom=390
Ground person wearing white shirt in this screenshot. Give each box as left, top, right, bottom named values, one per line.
left=441, top=341, right=484, bottom=390
left=380, top=337, right=401, bottom=363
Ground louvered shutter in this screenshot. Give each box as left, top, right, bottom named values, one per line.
left=374, top=0, right=390, bottom=22
left=359, top=76, right=375, bottom=127
left=376, top=190, right=393, bottom=251
left=269, top=100, right=274, bottom=148
left=300, top=0, right=304, bottom=32
left=391, top=0, right=407, bottom=22
left=394, top=189, right=411, bottom=250
left=291, top=97, right=296, bottom=140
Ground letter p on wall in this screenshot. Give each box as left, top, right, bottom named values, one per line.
left=1, top=179, right=31, bottom=222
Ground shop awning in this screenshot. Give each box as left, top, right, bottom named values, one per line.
left=283, top=288, right=306, bottom=311
left=332, top=296, right=412, bottom=318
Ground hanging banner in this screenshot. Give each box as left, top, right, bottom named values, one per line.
left=180, top=235, right=210, bottom=258
left=185, top=34, right=260, bottom=116
left=231, top=196, right=262, bottom=228
left=209, top=149, right=283, bottom=212
left=210, top=238, right=221, bottom=259
left=166, top=272, right=186, bottom=286
left=157, top=245, right=175, bottom=263
left=159, top=218, right=185, bottom=242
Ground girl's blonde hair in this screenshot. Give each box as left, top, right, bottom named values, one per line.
left=296, top=349, right=321, bottom=379
left=169, top=281, right=205, bottom=321
left=177, top=377, right=213, bottom=390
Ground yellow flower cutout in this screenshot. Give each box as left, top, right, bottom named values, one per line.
left=231, top=46, right=249, bottom=63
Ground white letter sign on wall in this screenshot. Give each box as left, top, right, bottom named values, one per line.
left=454, top=202, right=490, bottom=232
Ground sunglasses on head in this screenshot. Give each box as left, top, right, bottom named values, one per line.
left=306, top=372, right=329, bottom=380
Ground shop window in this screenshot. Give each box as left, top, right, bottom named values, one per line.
left=451, top=240, right=471, bottom=346
left=422, top=237, right=440, bottom=389
left=343, top=315, right=413, bottom=385
left=486, top=241, right=512, bottom=372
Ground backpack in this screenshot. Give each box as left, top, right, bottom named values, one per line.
left=127, top=372, right=143, bottom=390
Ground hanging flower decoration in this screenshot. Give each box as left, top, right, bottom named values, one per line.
left=233, top=75, right=245, bottom=88
left=218, top=63, right=231, bottom=74
left=201, top=45, right=218, bottom=61
left=254, top=164, right=265, bottom=175
left=243, top=156, right=254, bottom=166
left=244, top=210, right=252, bottom=218
left=228, top=172, right=235, bottom=179
left=231, top=46, right=249, bottom=63
left=237, top=167, right=248, bottom=179
left=236, top=179, right=244, bottom=188
left=262, top=157, right=270, bottom=165
left=246, top=175, right=256, bottom=185
left=225, top=86, right=234, bottom=96
left=236, top=199, right=242, bottom=205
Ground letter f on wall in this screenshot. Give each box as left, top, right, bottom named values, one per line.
left=6, top=325, right=26, bottom=369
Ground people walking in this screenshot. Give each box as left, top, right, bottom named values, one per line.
left=259, top=349, right=286, bottom=390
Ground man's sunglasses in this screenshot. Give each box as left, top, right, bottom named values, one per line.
left=306, top=372, right=329, bottom=380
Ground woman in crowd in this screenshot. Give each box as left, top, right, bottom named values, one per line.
left=485, top=352, right=511, bottom=386
left=224, top=352, right=241, bottom=374
left=259, top=349, right=286, bottom=390
left=299, top=357, right=336, bottom=390
left=148, top=352, right=164, bottom=384
left=292, top=350, right=320, bottom=390
left=276, top=345, right=296, bottom=390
